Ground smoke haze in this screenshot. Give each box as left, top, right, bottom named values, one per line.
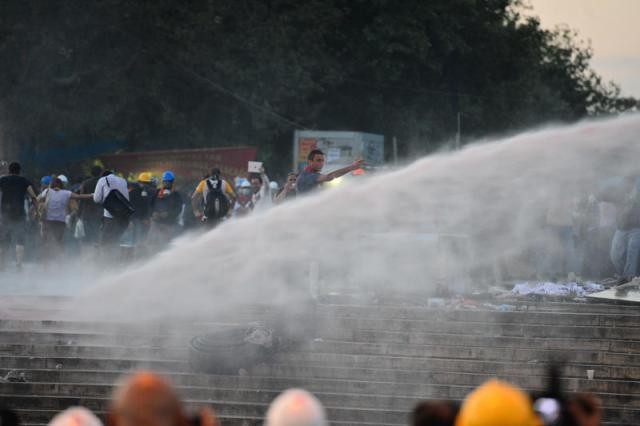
left=46, top=114, right=640, bottom=322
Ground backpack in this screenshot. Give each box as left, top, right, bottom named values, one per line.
left=102, top=177, right=135, bottom=221
left=204, top=178, right=229, bottom=220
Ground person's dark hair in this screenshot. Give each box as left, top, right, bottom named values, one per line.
left=211, top=168, right=221, bottom=177
left=90, top=165, right=102, bottom=178
left=51, top=178, right=63, bottom=189
left=0, top=408, right=21, bottom=426
left=307, top=149, right=324, bottom=161
left=411, top=401, right=458, bottom=426
left=8, top=162, right=21, bottom=175
left=101, top=170, right=113, bottom=177
left=250, top=174, right=263, bottom=185
left=287, top=172, right=297, bottom=178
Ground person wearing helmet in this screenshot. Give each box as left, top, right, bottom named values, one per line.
left=57, top=174, right=69, bottom=188
left=40, top=176, right=52, bottom=193
left=127, top=172, right=155, bottom=252
left=269, top=181, right=279, bottom=202
left=233, top=180, right=254, bottom=217
left=148, top=171, right=184, bottom=250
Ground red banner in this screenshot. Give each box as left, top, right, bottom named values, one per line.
left=100, top=147, right=257, bottom=181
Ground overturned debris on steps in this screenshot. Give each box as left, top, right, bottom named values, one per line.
left=0, top=296, right=638, bottom=426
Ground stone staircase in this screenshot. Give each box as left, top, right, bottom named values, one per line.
left=0, top=297, right=638, bottom=425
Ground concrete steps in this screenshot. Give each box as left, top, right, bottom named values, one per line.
left=0, top=300, right=638, bottom=425
left=3, top=338, right=640, bottom=367
left=1, top=368, right=637, bottom=396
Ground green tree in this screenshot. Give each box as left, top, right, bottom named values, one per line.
left=0, top=0, right=637, bottom=173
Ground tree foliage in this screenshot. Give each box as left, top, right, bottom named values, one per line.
left=0, top=0, right=637, bottom=172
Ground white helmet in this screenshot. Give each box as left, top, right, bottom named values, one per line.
left=57, top=175, right=69, bottom=186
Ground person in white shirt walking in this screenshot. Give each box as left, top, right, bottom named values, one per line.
left=92, top=170, right=130, bottom=251
left=38, top=177, right=92, bottom=257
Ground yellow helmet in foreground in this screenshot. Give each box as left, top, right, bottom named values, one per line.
left=455, top=379, right=542, bottom=426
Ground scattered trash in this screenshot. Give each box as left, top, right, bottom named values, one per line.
left=512, top=281, right=603, bottom=297
left=487, top=286, right=510, bottom=297
left=427, top=298, right=446, bottom=308
left=497, top=304, right=516, bottom=312
left=601, top=277, right=626, bottom=288
left=313, top=337, right=324, bottom=342
left=615, top=277, right=640, bottom=296
left=587, top=369, right=595, bottom=380
left=2, top=370, right=27, bottom=382
left=55, top=364, right=63, bottom=369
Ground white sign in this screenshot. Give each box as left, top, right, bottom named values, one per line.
left=327, top=148, right=341, bottom=162
left=248, top=161, right=263, bottom=173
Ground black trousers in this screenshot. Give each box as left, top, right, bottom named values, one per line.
left=100, top=217, right=129, bottom=247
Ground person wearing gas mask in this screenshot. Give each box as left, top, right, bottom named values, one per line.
left=148, top=171, right=184, bottom=250
left=233, top=180, right=254, bottom=218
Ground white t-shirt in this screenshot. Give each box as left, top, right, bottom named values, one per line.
left=93, top=174, right=130, bottom=218
left=44, top=189, right=72, bottom=222
left=251, top=174, right=271, bottom=212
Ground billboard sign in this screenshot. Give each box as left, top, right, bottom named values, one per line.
left=293, top=131, right=384, bottom=172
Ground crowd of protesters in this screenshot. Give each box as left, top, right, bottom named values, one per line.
left=0, top=370, right=604, bottom=426
left=0, top=151, right=626, bottom=425
left=0, top=150, right=364, bottom=269
left=2, top=150, right=640, bottom=282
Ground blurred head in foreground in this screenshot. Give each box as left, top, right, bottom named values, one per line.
left=265, top=388, right=327, bottom=426
left=49, top=407, right=102, bottom=426
left=107, top=372, right=186, bottom=426
left=455, top=379, right=542, bottom=426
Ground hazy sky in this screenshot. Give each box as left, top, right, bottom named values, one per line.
left=529, top=0, right=640, bottom=97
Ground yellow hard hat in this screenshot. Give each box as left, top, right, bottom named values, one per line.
left=138, top=172, right=152, bottom=183
left=455, top=379, right=542, bottom=426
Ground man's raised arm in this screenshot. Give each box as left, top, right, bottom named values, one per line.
left=318, top=159, right=364, bottom=183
